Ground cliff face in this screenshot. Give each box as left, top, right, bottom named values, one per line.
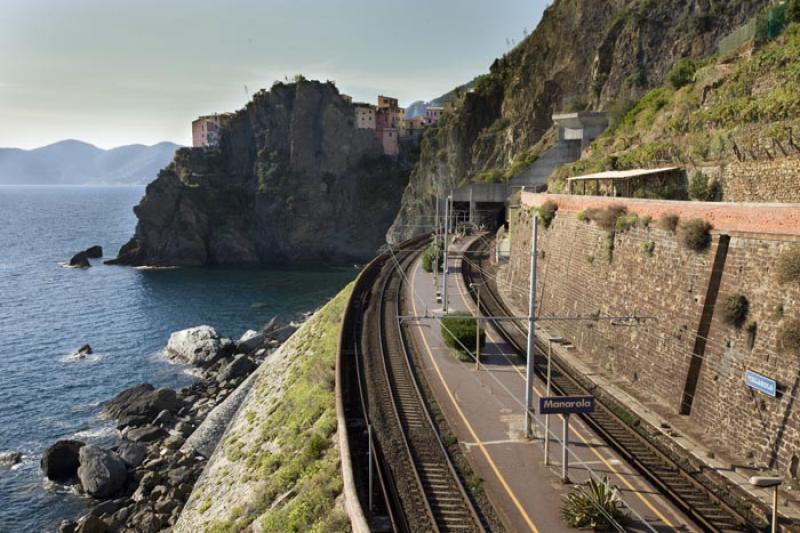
left=387, top=0, right=767, bottom=242
left=113, top=81, right=413, bottom=266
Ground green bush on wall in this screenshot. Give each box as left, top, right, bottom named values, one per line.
left=721, top=294, right=749, bottom=328
left=777, top=246, right=800, bottom=284
left=441, top=312, right=486, bottom=362
left=538, top=200, right=558, bottom=229
left=678, top=219, right=712, bottom=251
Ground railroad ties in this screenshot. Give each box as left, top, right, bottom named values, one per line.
left=461, top=237, right=761, bottom=533
left=365, top=241, right=484, bottom=532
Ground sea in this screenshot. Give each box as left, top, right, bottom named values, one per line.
left=0, top=185, right=355, bottom=532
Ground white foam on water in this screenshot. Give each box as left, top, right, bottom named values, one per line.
left=133, top=265, right=179, bottom=271
left=59, top=350, right=104, bottom=364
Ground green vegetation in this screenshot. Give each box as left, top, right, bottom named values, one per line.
left=583, top=205, right=628, bottom=231
left=777, top=246, right=800, bottom=284
left=642, top=241, right=656, bottom=256
left=422, top=242, right=444, bottom=273
left=200, top=286, right=353, bottom=533
left=561, top=476, right=628, bottom=530
left=778, top=319, right=800, bottom=353
left=721, top=294, right=749, bottom=328
left=537, top=200, right=558, bottom=229
left=441, top=312, right=485, bottom=362
left=667, top=58, right=697, bottom=89
left=476, top=168, right=505, bottom=183
left=678, top=219, right=712, bottom=252
left=688, top=171, right=719, bottom=202
left=549, top=24, right=800, bottom=195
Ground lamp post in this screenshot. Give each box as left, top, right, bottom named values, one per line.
left=750, top=476, right=783, bottom=533
left=470, top=282, right=482, bottom=371
left=525, top=213, right=538, bottom=439
left=544, top=335, right=563, bottom=465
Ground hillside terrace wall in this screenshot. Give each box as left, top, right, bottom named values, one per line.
left=722, top=157, right=800, bottom=204
left=508, top=193, right=800, bottom=476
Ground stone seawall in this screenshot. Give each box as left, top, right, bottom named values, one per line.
left=507, top=193, right=800, bottom=477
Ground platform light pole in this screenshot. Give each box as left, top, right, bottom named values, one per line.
left=441, top=193, right=451, bottom=313
left=544, top=335, right=563, bottom=465
left=525, top=213, right=538, bottom=440
left=750, top=476, right=782, bottom=533
left=470, top=282, right=482, bottom=371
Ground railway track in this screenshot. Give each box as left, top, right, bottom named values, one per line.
left=461, top=236, right=763, bottom=533
left=341, top=236, right=485, bottom=532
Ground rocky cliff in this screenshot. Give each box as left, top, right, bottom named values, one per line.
left=112, top=80, right=414, bottom=266
left=387, top=0, right=768, bottom=242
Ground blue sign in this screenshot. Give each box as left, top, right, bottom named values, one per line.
left=539, top=395, right=595, bottom=415
left=745, top=370, right=777, bottom=397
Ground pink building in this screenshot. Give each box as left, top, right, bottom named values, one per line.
left=192, top=113, right=232, bottom=148
left=354, top=104, right=376, bottom=129
left=424, top=106, right=444, bottom=126
left=382, top=128, right=400, bottom=157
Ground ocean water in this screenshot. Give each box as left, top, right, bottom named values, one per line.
left=0, top=185, right=355, bottom=532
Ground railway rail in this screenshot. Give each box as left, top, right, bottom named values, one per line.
left=461, top=235, right=765, bottom=533
left=340, top=235, right=485, bottom=532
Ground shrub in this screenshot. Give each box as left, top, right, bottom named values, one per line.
left=657, top=213, right=680, bottom=233
left=678, top=219, right=713, bottom=251
left=441, top=312, right=485, bottom=361
left=777, top=246, right=800, bottom=284
left=642, top=241, right=656, bottom=256
left=667, top=58, right=697, bottom=89
left=688, top=171, right=719, bottom=202
left=721, top=294, right=749, bottom=328
left=584, top=205, right=628, bottom=230
left=561, top=476, right=628, bottom=530
left=577, top=211, right=587, bottom=222
left=421, top=243, right=443, bottom=273
left=778, top=319, right=800, bottom=353
left=538, top=200, right=558, bottom=229
left=640, top=215, right=652, bottom=228
left=615, top=213, right=639, bottom=232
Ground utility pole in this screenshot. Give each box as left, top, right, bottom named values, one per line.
left=525, top=214, right=538, bottom=440
left=471, top=282, right=482, bottom=371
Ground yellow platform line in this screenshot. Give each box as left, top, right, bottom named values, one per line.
left=453, top=256, right=679, bottom=531
left=410, top=259, right=541, bottom=533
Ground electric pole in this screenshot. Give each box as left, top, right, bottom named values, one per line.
left=525, top=214, right=538, bottom=439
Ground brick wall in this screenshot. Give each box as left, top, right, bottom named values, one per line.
left=723, top=157, right=800, bottom=203
left=507, top=194, right=800, bottom=474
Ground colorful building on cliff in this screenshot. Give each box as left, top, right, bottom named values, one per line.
left=192, top=113, right=233, bottom=148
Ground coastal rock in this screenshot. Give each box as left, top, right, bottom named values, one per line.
left=75, top=514, right=108, bottom=533
left=115, top=441, right=146, bottom=468
left=76, top=344, right=93, bottom=357
left=77, top=445, right=127, bottom=498
left=42, top=439, right=85, bottom=482
left=125, top=425, right=166, bottom=443
left=164, top=326, right=234, bottom=367
left=102, top=384, right=183, bottom=428
left=84, top=246, right=103, bottom=259
left=69, top=252, right=91, bottom=269
left=236, top=329, right=264, bottom=353
left=109, top=80, right=412, bottom=267
left=0, top=451, right=22, bottom=467
left=217, top=354, right=256, bottom=383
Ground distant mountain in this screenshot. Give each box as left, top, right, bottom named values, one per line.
left=0, top=140, right=181, bottom=185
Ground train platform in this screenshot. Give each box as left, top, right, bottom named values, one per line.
left=402, top=235, right=699, bottom=533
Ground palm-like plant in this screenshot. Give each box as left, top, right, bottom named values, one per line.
left=561, top=475, right=628, bottom=531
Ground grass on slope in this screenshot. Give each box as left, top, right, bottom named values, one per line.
left=195, top=284, right=353, bottom=533
left=550, top=23, right=800, bottom=192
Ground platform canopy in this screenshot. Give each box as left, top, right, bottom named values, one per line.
left=567, top=167, right=682, bottom=197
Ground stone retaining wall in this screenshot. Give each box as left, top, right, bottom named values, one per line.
left=722, top=157, right=800, bottom=203
left=508, top=193, right=800, bottom=477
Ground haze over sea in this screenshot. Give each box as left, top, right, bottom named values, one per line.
left=0, top=185, right=354, bottom=532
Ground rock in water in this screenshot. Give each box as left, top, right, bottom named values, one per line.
left=69, top=251, right=91, bottom=268
left=164, top=326, right=234, bottom=367
left=77, top=445, right=127, bottom=499
left=42, top=440, right=85, bottom=482
left=217, top=354, right=257, bottom=383
left=102, top=384, right=183, bottom=428
left=84, top=246, right=103, bottom=258
left=77, top=344, right=93, bottom=357
left=0, top=451, right=22, bottom=467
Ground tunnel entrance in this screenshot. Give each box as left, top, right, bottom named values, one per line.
left=450, top=201, right=506, bottom=232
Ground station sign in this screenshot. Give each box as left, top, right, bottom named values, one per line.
left=744, top=370, right=777, bottom=397
left=538, top=395, right=595, bottom=415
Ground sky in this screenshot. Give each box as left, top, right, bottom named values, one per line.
left=0, top=0, right=549, bottom=149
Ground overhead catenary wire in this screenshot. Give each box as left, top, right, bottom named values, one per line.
left=384, top=241, right=660, bottom=533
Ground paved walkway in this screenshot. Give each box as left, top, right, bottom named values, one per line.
left=403, top=235, right=699, bottom=533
